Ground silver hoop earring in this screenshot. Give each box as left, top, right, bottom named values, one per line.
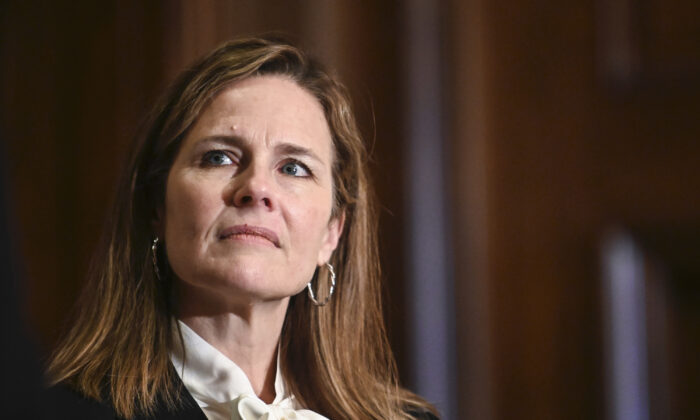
left=151, top=237, right=161, bottom=280
left=307, top=262, right=336, bottom=306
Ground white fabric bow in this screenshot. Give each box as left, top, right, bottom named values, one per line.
left=231, top=394, right=329, bottom=420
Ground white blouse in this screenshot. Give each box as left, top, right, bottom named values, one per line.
left=170, top=320, right=328, bottom=420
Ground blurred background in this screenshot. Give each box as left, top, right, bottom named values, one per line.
left=2, top=1, right=700, bottom=419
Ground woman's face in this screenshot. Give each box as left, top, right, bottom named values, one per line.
left=163, top=75, right=343, bottom=307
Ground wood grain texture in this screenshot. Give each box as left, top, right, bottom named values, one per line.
left=448, top=0, right=700, bottom=418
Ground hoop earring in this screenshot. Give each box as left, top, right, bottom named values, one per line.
left=307, top=263, right=336, bottom=306
left=151, top=237, right=161, bottom=280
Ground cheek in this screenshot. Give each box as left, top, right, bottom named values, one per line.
left=286, top=191, right=333, bottom=254
left=164, top=174, right=221, bottom=243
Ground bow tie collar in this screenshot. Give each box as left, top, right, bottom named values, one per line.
left=171, top=320, right=328, bottom=420
left=231, top=394, right=328, bottom=420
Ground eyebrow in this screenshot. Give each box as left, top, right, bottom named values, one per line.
left=197, top=135, right=325, bottom=164
left=275, top=143, right=324, bottom=164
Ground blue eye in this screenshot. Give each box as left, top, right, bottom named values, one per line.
left=280, top=161, right=310, bottom=177
left=202, top=150, right=233, bottom=166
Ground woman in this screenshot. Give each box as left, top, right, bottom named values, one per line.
left=46, top=36, right=438, bottom=420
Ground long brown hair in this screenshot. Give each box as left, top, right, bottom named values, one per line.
left=47, top=36, right=435, bottom=419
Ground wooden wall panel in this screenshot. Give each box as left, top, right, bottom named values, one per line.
left=598, top=0, right=700, bottom=85
left=1, top=1, right=170, bottom=349
left=449, top=0, right=700, bottom=418
left=446, top=0, right=494, bottom=417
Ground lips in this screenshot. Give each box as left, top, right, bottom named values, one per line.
left=218, top=224, right=280, bottom=247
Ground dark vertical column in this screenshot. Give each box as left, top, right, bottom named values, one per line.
left=0, top=139, right=43, bottom=418
left=447, top=0, right=494, bottom=417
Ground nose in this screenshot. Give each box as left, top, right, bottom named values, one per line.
left=231, top=165, right=275, bottom=210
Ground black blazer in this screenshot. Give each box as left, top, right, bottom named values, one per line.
left=43, top=379, right=206, bottom=420
left=43, top=375, right=439, bottom=420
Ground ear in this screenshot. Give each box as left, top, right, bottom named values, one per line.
left=317, top=210, right=346, bottom=265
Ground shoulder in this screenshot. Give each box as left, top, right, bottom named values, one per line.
left=42, top=380, right=206, bottom=420
left=407, top=407, right=441, bottom=420
left=413, top=412, right=440, bottom=420
left=42, top=383, right=118, bottom=420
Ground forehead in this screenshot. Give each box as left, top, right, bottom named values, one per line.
left=188, top=75, right=332, bottom=157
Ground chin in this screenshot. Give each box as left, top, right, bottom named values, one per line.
left=193, top=264, right=305, bottom=303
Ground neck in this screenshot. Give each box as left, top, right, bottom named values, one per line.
left=178, top=289, right=290, bottom=403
